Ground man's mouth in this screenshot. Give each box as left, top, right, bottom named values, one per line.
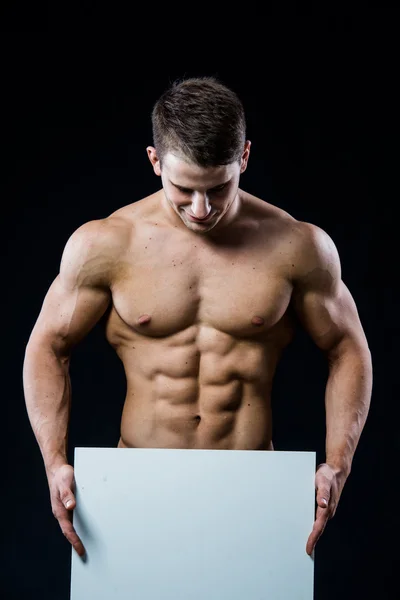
left=186, top=212, right=213, bottom=222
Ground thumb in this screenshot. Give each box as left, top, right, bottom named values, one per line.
left=317, top=487, right=330, bottom=508
left=61, top=492, right=76, bottom=509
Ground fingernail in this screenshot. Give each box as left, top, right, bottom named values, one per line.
left=66, top=500, right=72, bottom=508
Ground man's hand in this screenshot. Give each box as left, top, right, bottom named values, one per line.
left=306, top=462, right=346, bottom=556
left=48, top=464, right=86, bottom=557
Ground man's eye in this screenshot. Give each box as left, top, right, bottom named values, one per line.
left=176, top=185, right=225, bottom=193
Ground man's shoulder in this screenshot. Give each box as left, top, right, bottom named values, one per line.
left=290, top=220, right=338, bottom=263
left=65, top=192, right=160, bottom=263
left=109, top=192, right=160, bottom=225
left=286, top=220, right=341, bottom=288
left=241, top=190, right=298, bottom=232
left=66, top=214, right=132, bottom=256
left=70, top=192, right=159, bottom=248
left=60, top=210, right=137, bottom=288
left=254, top=199, right=334, bottom=257
left=243, top=193, right=339, bottom=275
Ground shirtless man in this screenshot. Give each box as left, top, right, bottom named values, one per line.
left=23, top=76, right=372, bottom=561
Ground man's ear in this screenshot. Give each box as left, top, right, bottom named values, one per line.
left=240, top=140, right=251, bottom=174
left=146, top=146, right=161, bottom=176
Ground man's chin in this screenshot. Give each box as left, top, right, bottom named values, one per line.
left=186, top=222, right=215, bottom=233
left=182, top=214, right=218, bottom=232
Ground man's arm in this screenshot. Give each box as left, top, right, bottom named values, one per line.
left=291, top=222, right=373, bottom=554
left=23, top=219, right=114, bottom=475
left=22, top=217, right=125, bottom=557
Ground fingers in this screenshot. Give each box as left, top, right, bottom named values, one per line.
left=52, top=489, right=86, bottom=557
left=306, top=505, right=329, bottom=556
left=307, top=463, right=342, bottom=554
left=58, top=512, right=86, bottom=557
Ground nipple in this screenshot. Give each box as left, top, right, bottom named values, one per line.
left=251, top=316, right=264, bottom=326
left=137, top=314, right=151, bottom=325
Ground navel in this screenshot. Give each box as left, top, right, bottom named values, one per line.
left=251, top=315, right=264, bottom=326
left=137, top=314, right=151, bottom=325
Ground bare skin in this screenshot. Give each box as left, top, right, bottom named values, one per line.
left=23, top=144, right=372, bottom=560
left=112, top=190, right=293, bottom=452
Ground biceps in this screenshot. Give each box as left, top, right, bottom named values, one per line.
left=29, top=275, right=111, bottom=355
left=293, top=281, right=365, bottom=352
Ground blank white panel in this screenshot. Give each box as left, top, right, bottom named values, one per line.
left=70, top=448, right=315, bottom=599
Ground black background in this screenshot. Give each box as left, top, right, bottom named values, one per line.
left=2, top=8, right=397, bottom=600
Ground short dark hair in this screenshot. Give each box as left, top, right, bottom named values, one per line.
left=151, top=76, right=246, bottom=167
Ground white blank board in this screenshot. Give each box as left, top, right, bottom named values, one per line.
left=70, top=448, right=315, bottom=600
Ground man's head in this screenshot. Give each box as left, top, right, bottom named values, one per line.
left=147, top=76, right=251, bottom=233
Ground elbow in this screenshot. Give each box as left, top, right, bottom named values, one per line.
left=24, top=334, right=72, bottom=366
left=326, top=334, right=372, bottom=368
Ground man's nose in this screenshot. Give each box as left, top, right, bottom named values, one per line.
left=191, top=193, right=211, bottom=219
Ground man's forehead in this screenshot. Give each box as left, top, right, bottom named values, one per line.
left=163, top=152, right=234, bottom=185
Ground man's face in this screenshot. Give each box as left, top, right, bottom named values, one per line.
left=147, top=143, right=250, bottom=234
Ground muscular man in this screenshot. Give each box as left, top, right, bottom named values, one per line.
left=23, top=76, right=372, bottom=560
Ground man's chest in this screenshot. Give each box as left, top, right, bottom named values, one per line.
left=110, top=234, right=294, bottom=339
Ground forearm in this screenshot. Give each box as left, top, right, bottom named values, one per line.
left=324, top=343, right=372, bottom=476
left=23, top=341, right=72, bottom=477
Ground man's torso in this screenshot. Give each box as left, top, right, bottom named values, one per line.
left=101, top=190, right=301, bottom=450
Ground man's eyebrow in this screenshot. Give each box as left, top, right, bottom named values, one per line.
left=169, top=180, right=230, bottom=190
left=169, top=180, right=191, bottom=190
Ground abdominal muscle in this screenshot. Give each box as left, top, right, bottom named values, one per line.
left=117, top=390, right=274, bottom=451
left=115, top=334, right=278, bottom=452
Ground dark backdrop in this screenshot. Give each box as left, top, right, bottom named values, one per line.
left=2, top=11, right=396, bottom=600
